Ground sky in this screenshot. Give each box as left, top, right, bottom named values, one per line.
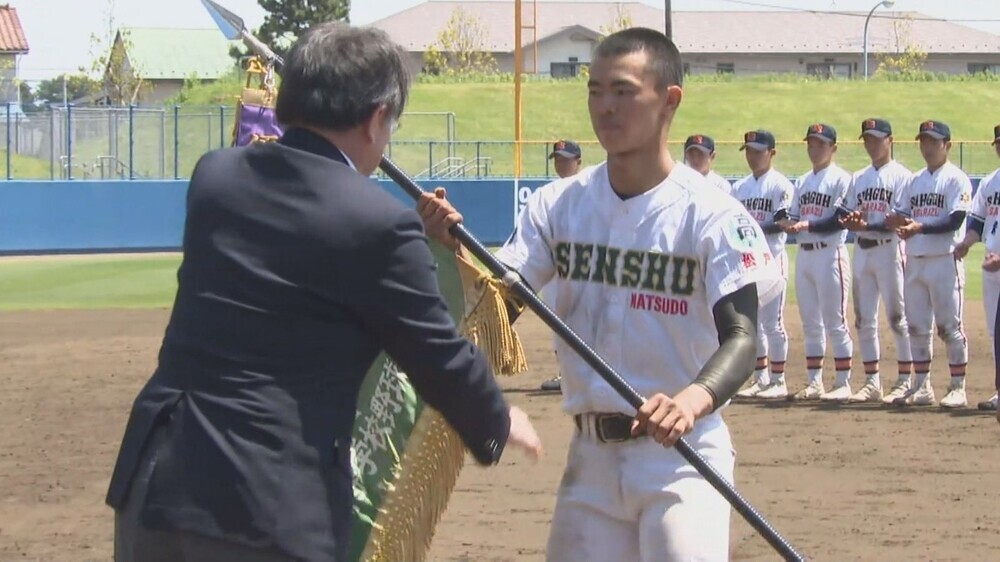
left=16, top=0, right=1000, bottom=83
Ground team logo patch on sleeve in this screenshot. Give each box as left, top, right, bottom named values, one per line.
left=726, top=215, right=764, bottom=253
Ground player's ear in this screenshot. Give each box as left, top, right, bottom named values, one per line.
left=661, top=85, right=682, bottom=117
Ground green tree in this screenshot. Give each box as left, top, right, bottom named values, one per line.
left=422, top=8, right=498, bottom=76
left=254, top=0, right=350, bottom=57
left=599, top=3, right=635, bottom=38
left=875, top=16, right=928, bottom=76
left=19, top=81, right=34, bottom=107
left=82, top=0, right=149, bottom=104
left=34, top=74, right=102, bottom=104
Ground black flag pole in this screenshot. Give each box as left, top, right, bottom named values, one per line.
left=199, top=3, right=804, bottom=559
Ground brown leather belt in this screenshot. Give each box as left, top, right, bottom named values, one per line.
left=857, top=238, right=892, bottom=250
left=574, top=413, right=641, bottom=443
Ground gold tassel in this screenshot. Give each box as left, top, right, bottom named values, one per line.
left=359, top=408, right=465, bottom=562
left=454, top=252, right=528, bottom=376
left=359, top=251, right=529, bottom=561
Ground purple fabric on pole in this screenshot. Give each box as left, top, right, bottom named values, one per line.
left=235, top=102, right=283, bottom=147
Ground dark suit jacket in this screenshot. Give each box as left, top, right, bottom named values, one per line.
left=105, top=128, right=511, bottom=561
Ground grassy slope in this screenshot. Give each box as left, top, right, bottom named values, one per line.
left=48, top=77, right=1000, bottom=180
left=0, top=246, right=987, bottom=311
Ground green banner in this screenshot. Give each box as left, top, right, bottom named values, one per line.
left=347, top=242, right=467, bottom=562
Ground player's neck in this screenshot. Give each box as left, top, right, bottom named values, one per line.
left=607, top=148, right=674, bottom=198
left=752, top=167, right=770, bottom=180
left=811, top=161, right=833, bottom=174
left=871, top=155, right=892, bottom=169
left=927, top=160, right=949, bottom=174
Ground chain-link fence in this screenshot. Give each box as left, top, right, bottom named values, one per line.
left=1, top=104, right=997, bottom=180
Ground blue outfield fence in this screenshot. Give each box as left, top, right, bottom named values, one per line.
left=0, top=177, right=986, bottom=255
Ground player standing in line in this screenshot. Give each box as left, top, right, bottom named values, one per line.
left=732, top=130, right=795, bottom=399
left=953, top=124, right=1000, bottom=411
left=886, top=120, right=971, bottom=407
left=839, top=118, right=915, bottom=404
left=779, top=124, right=854, bottom=401
left=419, top=28, right=783, bottom=561
left=683, top=134, right=734, bottom=194
left=539, top=140, right=585, bottom=392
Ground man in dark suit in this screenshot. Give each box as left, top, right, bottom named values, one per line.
left=107, top=22, right=542, bottom=562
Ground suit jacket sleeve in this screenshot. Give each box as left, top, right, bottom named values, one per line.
left=355, top=209, right=511, bottom=465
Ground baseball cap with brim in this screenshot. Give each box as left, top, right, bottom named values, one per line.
left=916, top=120, right=951, bottom=141
left=739, top=130, right=776, bottom=151
left=803, top=123, right=837, bottom=143
left=992, top=124, right=1000, bottom=146
left=549, top=140, right=581, bottom=159
left=684, top=134, right=715, bottom=154
left=860, top=118, right=892, bottom=139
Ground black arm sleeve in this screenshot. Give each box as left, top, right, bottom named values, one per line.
left=362, top=211, right=511, bottom=466
left=761, top=209, right=789, bottom=234
left=969, top=216, right=986, bottom=237
left=920, top=211, right=967, bottom=235
left=807, top=208, right=848, bottom=234
left=866, top=221, right=890, bottom=233
left=691, top=283, right=759, bottom=410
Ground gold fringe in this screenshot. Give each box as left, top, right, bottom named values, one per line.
left=454, top=253, right=528, bottom=376
left=359, top=408, right=465, bottom=562
left=359, top=252, right=529, bottom=561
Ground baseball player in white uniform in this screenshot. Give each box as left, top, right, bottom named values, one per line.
left=953, top=123, right=1000, bottom=411
left=732, top=130, right=795, bottom=399
left=887, top=120, right=971, bottom=407
left=683, top=134, right=734, bottom=194
left=539, top=141, right=587, bottom=393
left=419, top=28, right=782, bottom=561
left=840, top=118, right=914, bottom=403
left=780, top=123, right=854, bottom=401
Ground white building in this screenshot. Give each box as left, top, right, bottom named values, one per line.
left=371, top=1, right=1000, bottom=78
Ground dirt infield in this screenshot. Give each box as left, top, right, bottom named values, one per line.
left=2, top=305, right=1000, bottom=561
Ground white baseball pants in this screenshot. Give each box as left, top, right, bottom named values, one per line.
left=903, top=254, right=967, bottom=365
left=852, top=239, right=912, bottom=363
left=795, top=244, right=853, bottom=360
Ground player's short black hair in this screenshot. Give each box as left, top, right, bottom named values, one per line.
left=593, top=28, right=684, bottom=90
left=276, top=22, right=411, bottom=131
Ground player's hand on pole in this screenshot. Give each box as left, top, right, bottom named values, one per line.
left=417, top=187, right=463, bottom=252
left=632, top=386, right=713, bottom=447
left=506, top=406, right=543, bottom=462
left=983, top=252, right=1000, bottom=272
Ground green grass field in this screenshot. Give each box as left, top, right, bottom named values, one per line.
left=0, top=245, right=987, bottom=311
left=37, top=76, right=1000, bottom=180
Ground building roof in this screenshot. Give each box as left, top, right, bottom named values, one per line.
left=371, top=1, right=1000, bottom=55
left=0, top=4, right=29, bottom=53
left=116, top=28, right=238, bottom=80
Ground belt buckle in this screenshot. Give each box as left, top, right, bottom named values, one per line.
left=595, top=414, right=630, bottom=443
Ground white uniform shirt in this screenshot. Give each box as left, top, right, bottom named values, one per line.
left=845, top=160, right=912, bottom=242
left=731, top=169, right=795, bottom=257
left=706, top=171, right=733, bottom=195
left=972, top=168, right=1000, bottom=254
left=789, top=163, right=852, bottom=246
left=495, top=162, right=782, bottom=418
left=894, top=161, right=972, bottom=257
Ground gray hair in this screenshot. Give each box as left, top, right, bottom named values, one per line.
left=594, top=28, right=684, bottom=90
left=276, top=22, right=411, bottom=130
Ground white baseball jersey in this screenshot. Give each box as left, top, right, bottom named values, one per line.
left=495, top=162, right=782, bottom=418
left=972, top=168, right=1000, bottom=252
left=789, top=163, right=852, bottom=246
left=706, top=170, right=733, bottom=195
left=731, top=169, right=795, bottom=257
left=893, top=161, right=972, bottom=256
left=845, top=160, right=912, bottom=242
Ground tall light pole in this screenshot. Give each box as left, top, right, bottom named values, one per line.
left=664, top=0, right=672, bottom=40
left=863, top=0, right=895, bottom=80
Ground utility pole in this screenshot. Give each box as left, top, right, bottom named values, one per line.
left=664, top=0, right=672, bottom=40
